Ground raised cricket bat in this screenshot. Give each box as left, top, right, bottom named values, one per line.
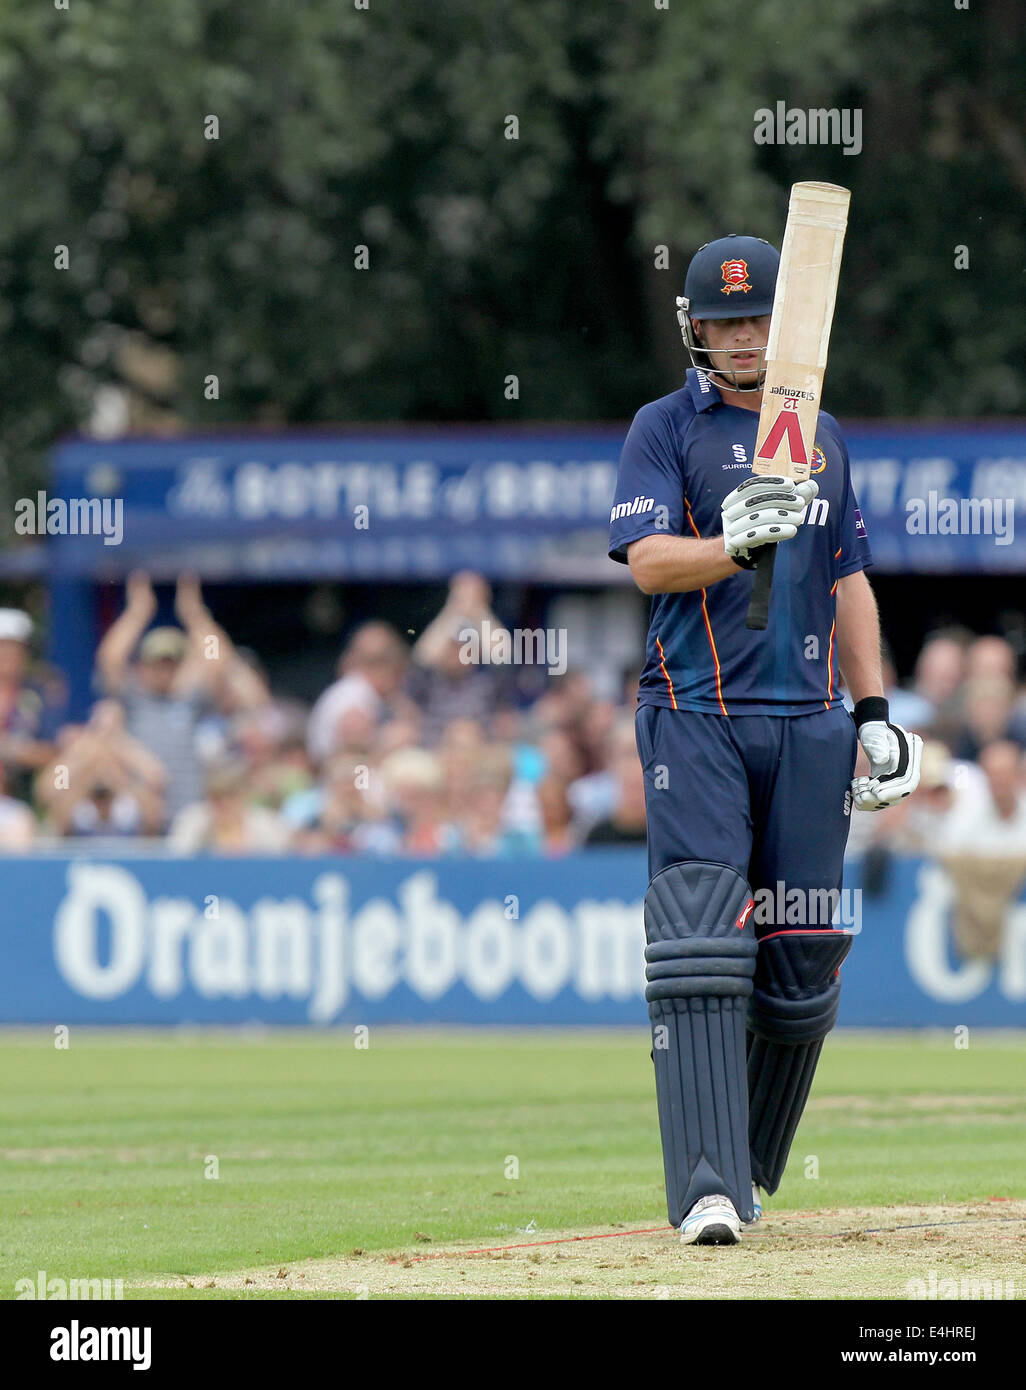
left=744, top=181, right=850, bottom=630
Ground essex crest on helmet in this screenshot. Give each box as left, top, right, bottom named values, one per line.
left=677, top=235, right=780, bottom=391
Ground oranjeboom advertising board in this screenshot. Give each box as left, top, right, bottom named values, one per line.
left=1, top=852, right=1023, bottom=1027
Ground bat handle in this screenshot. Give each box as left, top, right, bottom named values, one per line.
left=745, top=545, right=777, bottom=631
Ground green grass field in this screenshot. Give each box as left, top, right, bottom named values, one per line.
left=2, top=1028, right=1024, bottom=1299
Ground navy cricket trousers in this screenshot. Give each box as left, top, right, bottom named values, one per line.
left=635, top=704, right=858, bottom=935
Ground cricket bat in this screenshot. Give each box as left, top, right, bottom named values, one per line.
left=744, top=181, right=850, bottom=631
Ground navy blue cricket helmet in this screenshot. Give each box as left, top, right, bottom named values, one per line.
left=676, top=234, right=779, bottom=391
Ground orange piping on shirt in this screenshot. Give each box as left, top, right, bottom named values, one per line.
left=825, top=546, right=843, bottom=706
left=683, top=496, right=728, bottom=717
left=824, top=618, right=837, bottom=708
left=655, top=635, right=678, bottom=709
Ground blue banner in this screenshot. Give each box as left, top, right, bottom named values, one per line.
left=844, top=421, right=1025, bottom=573
left=3, top=852, right=1023, bottom=1026
left=46, top=422, right=1026, bottom=581
left=49, top=431, right=624, bottom=583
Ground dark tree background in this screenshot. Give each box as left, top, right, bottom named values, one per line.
left=0, top=0, right=1021, bottom=512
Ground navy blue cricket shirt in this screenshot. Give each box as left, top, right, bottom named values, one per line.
left=608, top=368, right=872, bottom=715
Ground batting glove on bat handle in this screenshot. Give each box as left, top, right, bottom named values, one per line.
left=723, top=476, right=819, bottom=566
left=851, top=698, right=924, bottom=811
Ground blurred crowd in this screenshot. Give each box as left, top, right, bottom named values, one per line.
left=849, top=630, right=1026, bottom=961
left=0, top=572, right=1024, bottom=869
left=851, top=632, right=1026, bottom=856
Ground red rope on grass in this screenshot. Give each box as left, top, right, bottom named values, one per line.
left=391, top=1225, right=670, bottom=1263
left=389, top=1213, right=1026, bottom=1262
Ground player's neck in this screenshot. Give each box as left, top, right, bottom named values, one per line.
left=713, top=379, right=763, bottom=413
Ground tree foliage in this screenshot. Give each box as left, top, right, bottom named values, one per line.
left=0, top=0, right=1020, bottom=500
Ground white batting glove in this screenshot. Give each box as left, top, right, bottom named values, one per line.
left=851, top=698, right=923, bottom=811
left=722, top=476, right=819, bottom=566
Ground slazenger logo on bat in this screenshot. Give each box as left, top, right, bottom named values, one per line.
left=769, top=385, right=816, bottom=402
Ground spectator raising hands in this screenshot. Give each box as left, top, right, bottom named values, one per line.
left=95, top=573, right=266, bottom=827
left=7, top=564, right=1024, bottom=860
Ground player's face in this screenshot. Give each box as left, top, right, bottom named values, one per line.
left=694, top=315, right=770, bottom=389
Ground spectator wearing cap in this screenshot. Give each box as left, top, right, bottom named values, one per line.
left=0, top=607, right=68, bottom=801
left=96, top=571, right=264, bottom=827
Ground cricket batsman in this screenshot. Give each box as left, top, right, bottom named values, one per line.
left=608, top=234, right=923, bottom=1244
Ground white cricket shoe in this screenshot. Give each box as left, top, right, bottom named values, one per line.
left=679, top=1194, right=742, bottom=1245
left=744, top=1184, right=763, bottom=1227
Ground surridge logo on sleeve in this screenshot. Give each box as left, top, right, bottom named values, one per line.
left=720, top=259, right=752, bottom=294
